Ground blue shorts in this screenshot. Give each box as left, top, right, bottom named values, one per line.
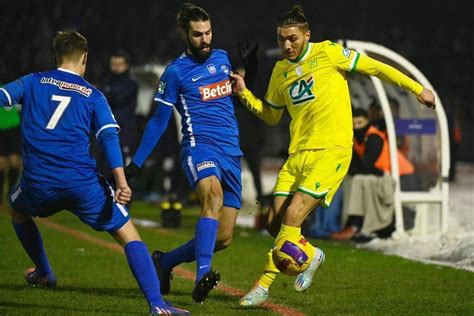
left=181, top=146, right=242, bottom=209
left=8, top=177, right=130, bottom=232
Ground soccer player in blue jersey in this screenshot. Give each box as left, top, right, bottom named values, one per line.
left=125, top=3, right=243, bottom=303
left=0, top=31, right=188, bottom=315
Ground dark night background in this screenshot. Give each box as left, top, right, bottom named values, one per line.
left=1, top=0, right=472, bottom=160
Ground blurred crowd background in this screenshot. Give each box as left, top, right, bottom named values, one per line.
left=0, top=0, right=472, bottom=161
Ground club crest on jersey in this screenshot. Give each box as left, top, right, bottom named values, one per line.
left=207, top=64, right=217, bottom=74
left=289, top=76, right=315, bottom=105
left=199, top=79, right=232, bottom=101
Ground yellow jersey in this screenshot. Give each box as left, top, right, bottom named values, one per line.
left=239, top=41, right=423, bottom=155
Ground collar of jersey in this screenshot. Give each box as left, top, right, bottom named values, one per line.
left=286, top=42, right=311, bottom=64
left=57, top=68, right=80, bottom=76
left=181, top=51, right=211, bottom=63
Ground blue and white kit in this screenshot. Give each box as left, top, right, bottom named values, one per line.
left=133, top=49, right=243, bottom=209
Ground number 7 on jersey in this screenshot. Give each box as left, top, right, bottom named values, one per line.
left=46, top=95, right=71, bottom=129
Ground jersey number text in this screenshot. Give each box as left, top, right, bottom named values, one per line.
left=46, top=95, right=71, bottom=129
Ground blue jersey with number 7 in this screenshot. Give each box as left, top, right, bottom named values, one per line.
left=0, top=68, right=119, bottom=188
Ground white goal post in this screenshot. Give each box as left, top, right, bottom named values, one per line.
left=342, top=40, right=450, bottom=235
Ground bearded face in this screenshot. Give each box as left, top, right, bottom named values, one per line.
left=186, top=20, right=213, bottom=61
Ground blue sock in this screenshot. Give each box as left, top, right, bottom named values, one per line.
left=159, top=238, right=196, bottom=271
left=12, top=220, right=52, bottom=275
left=195, top=217, right=219, bottom=282
left=124, top=240, right=163, bottom=307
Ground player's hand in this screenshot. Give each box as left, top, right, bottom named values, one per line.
left=124, top=162, right=141, bottom=180
left=229, top=71, right=246, bottom=95
left=417, top=88, right=436, bottom=109
left=115, top=184, right=132, bottom=205
left=238, top=40, right=259, bottom=74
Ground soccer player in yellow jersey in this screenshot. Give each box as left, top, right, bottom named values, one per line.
left=230, top=5, right=436, bottom=306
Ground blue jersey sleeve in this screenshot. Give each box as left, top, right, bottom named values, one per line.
left=98, top=128, right=123, bottom=169
left=93, top=93, right=120, bottom=138
left=154, top=65, right=180, bottom=106
left=132, top=103, right=173, bottom=167
left=0, top=74, right=33, bottom=107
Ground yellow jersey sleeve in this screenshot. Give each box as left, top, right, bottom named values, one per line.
left=238, top=88, right=284, bottom=126
left=326, top=42, right=361, bottom=72
left=264, top=66, right=286, bottom=108
left=326, top=42, right=423, bottom=95
left=353, top=54, right=423, bottom=95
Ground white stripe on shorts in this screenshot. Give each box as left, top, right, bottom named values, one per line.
left=187, top=156, right=198, bottom=182
left=116, top=203, right=129, bottom=217
left=10, top=186, right=22, bottom=202
left=106, top=182, right=128, bottom=217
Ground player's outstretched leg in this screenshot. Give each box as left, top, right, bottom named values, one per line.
left=294, top=247, right=325, bottom=292
left=115, top=220, right=189, bottom=315
left=192, top=217, right=220, bottom=303
left=11, top=214, right=56, bottom=288
left=239, top=248, right=278, bottom=307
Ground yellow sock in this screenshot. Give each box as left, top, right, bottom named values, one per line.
left=256, top=249, right=280, bottom=290
left=275, top=224, right=301, bottom=243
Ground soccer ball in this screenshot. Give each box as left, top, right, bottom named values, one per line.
left=272, top=235, right=315, bottom=275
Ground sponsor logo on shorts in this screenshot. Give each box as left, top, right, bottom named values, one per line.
left=197, top=161, right=216, bottom=171
left=199, top=80, right=232, bottom=101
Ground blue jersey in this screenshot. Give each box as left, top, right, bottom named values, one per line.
left=155, top=49, right=242, bottom=156
left=0, top=68, right=119, bottom=188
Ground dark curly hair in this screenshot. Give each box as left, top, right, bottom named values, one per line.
left=176, top=3, right=210, bottom=36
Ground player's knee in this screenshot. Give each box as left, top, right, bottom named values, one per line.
left=201, top=189, right=223, bottom=216
left=207, top=187, right=223, bottom=206
left=215, top=233, right=233, bottom=251
left=111, top=220, right=142, bottom=246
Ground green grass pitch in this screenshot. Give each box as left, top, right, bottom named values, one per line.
left=0, top=202, right=472, bottom=315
